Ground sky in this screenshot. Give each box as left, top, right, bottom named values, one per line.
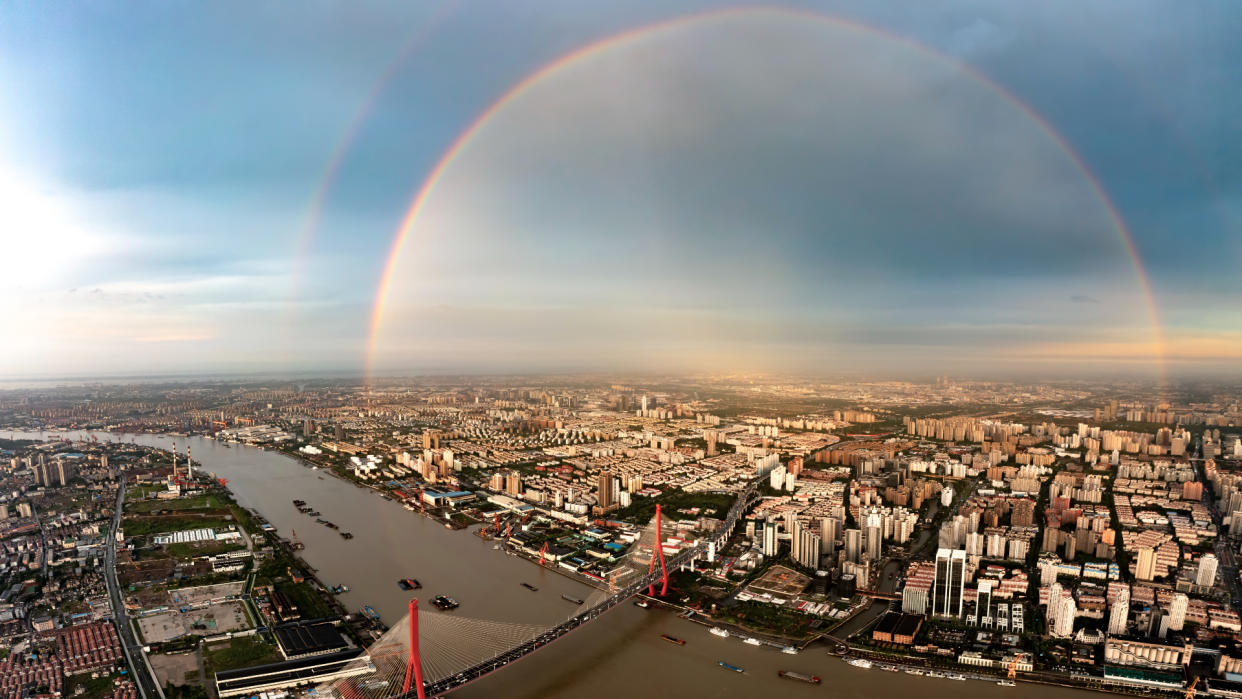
left=0, top=0, right=1239, bottom=380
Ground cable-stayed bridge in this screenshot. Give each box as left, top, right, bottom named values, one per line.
left=315, top=479, right=760, bottom=698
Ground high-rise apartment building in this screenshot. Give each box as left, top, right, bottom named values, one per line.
left=791, top=521, right=821, bottom=570
left=845, top=528, right=862, bottom=564
left=1108, top=586, right=1130, bottom=635
left=1168, top=593, right=1188, bottom=631
left=1136, top=546, right=1156, bottom=581
left=596, top=470, right=616, bottom=512
left=1197, top=554, right=1218, bottom=587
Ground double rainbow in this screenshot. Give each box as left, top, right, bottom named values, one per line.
left=324, top=7, right=1164, bottom=383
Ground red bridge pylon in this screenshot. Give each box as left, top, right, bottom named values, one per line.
left=402, top=598, right=427, bottom=699
left=647, top=504, right=669, bottom=597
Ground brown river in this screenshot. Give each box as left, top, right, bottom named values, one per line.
left=14, top=430, right=1101, bottom=699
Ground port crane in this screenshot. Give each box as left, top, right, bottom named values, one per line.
left=1007, top=658, right=1018, bottom=680
left=1185, top=676, right=1199, bottom=699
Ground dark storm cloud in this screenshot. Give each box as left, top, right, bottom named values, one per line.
left=1, top=0, right=1238, bottom=375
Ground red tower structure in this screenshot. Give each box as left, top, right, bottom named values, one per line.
left=402, top=599, right=427, bottom=699
left=647, top=504, right=670, bottom=597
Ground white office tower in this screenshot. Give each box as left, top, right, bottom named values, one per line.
left=941, top=487, right=954, bottom=507
left=1197, top=554, right=1219, bottom=587
left=1108, top=586, right=1130, bottom=635
left=1168, top=593, right=1188, bottom=631
left=932, top=548, right=966, bottom=618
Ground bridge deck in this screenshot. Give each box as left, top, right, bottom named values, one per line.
left=408, top=480, right=761, bottom=697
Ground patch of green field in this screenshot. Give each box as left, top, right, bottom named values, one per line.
left=203, top=636, right=282, bottom=674
left=127, top=494, right=225, bottom=514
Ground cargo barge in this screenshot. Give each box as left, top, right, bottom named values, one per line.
left=778, top=670, right=821, bottom=684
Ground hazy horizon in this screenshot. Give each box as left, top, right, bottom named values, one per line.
left=2, top=1, right=1238, bottom=379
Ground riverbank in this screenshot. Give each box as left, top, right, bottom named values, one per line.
left=10, top=429, right=1176, bottom=699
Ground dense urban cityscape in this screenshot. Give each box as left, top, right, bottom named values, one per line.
left=0, top=377, right=1238, bottom=698
left=3, top=1, right=1238, bottom=698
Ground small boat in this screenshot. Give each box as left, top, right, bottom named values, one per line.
left=340, top=532, right=353, bottom=539
left=561, top=595, right=584, bottom=605
left=398, top=579, right=421, bottom=591
left=781, top=647, right=798, bottom=655
left=634, top=600, right=650, bottom=608
left=905, top=669, right=924, bottom=676
left=432, top=595, right=459, bottom=610
left=880, top=665, right=898, bottom=672
left=778, top=670, right=821, bottom=684
left=709, top=628, right=729, bottom=638
left=845, top=658, right=873, bottom=669
left=949, top=674, right=966, bottom=681
left=363, top=605, right=380, bottom=620
left=718, top=661, right=744, bottom=673
left=661, top=635, right=685, bottom=646
left=743, top=637, right=762, bottom=646
left=331, top=585, right=349, bottom=593
left=521, top=583, right=538, bottom=591
left=997, top=681, right=1016, bottom=687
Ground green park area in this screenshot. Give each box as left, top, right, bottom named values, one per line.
left=203, top=635, right=283, bottom=674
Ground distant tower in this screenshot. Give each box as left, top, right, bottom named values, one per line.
left=187, top=446, right=193, bottom=480
left=172, top=442, right=178, bottom=480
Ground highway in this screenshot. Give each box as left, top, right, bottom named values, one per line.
left=106, top=474, right=161, bottom=699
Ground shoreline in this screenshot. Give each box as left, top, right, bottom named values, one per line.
left=15, top=428, right=1194, bottom=698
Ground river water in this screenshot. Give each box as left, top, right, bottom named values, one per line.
left=12, top=430, right=1097, bottom=699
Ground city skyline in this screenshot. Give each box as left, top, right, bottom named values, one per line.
left=2, top=1, right=1239, bottom=380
